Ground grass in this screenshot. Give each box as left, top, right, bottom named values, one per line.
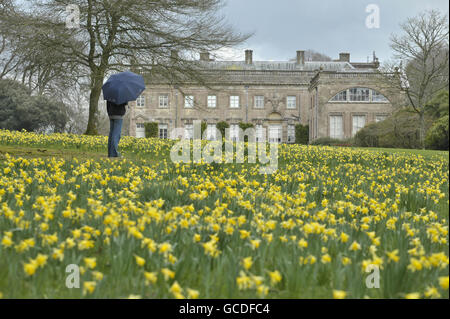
left=360, top=146, right=448, bottom=158
left=0, top=130, right=448, bottom=299
left=2, top=141, right=447, bottom=162
left=0, top=145, right=107, bottom=160
left=0, top=144, right=161, bottom=165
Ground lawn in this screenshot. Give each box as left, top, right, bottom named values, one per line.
left=360, top=147, right=448, bottom=159
left=0, top=129, right=448, bottom=299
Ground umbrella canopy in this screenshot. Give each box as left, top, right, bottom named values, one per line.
left=102, top=71, right=146, bottom=105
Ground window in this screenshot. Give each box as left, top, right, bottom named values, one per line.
left=136, top=123, right=145, bottom=138
left=375, top=115, right=387, bottom=123
left=136, top=95, right=145, bottom=108
left=206, top=124, right=217, bottom=141
left=184, top=124, right=193, bottom=139
left=207, top=95, right=217, bottom=108
left=159, top=95, right=169, bottom=108
left=230, top=96, right=239, bottom=108
left=287, top=96, right=297, bottom=109
left=329, top=88, right=388, bottom=103
left=268, top=125, right=282, bottom=143
left=159, top=124, right=168, bottom=139
left=229, top=124, right=239, bottom=141
left=330, top=91, right=347, bottom=102
left=256, top=125, right=265, bottom=142
left=254, top=96, right=264, bottom=108
left=287, top=125, right=295, bottom=143
left=349, top=88, right=370, bottom=102
left=352, top=115, right=366, bottom=136
left=184, top=95, right=194, bottom=108
left=330, top=115, right=343, bottom=139
left=372, top=91, right=388, bottom=102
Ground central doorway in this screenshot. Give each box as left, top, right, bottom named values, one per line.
left=136, top=123, right=146, bottom=138
left=268, top=125, right=282, bottom=143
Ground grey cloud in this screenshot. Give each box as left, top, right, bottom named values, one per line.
left=220, top=0, right=449, bottom=63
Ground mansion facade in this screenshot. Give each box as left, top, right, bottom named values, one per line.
left=129, top=50, right=399, bottom=143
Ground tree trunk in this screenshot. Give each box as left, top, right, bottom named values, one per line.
left=84, top=72, right=104, bottom=135
left=419, top=111, right=426, bottom=150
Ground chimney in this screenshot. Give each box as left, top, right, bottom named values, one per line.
left=373, top=51, right=380, bottom=68
left=296, top=50, right=305, bottom=65
left=245, top=50, right=253, bottom=65
left=339, top=53, right=350, bottom=62
left=200, top=52, right=210, bottom=62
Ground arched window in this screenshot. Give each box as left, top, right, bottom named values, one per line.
left=371, top=90, right=389, bottom=102
left=330, top=88, right=388, bottom=102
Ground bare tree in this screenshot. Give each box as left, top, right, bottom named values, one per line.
left=1, top=3, right=85, bottom=96
left=289, top=49, right=332, bottom=62
left=5, top=0, right=251, bottom=135
left=384, top=10, right=449, bottom=148
left=0, top=0, right=21, bottom=79
left=0, top=34, right=20, bottom=79
left=305, top=50, right=332, bottom=62
left=63, top=82, right=90, bottom=134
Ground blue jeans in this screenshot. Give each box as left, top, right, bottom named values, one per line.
left=108, top=118, right=123, bottom=157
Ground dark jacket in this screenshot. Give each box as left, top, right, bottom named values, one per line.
left=107, top=101, right=127, bottom=119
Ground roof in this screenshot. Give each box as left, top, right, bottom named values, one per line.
left=141, top=58, right=379, bottom=85
left=198, top=60, right=362, bottom=72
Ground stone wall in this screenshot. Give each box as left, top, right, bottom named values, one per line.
left=308, top=72, right=398, bottom=141
left=130, top=84, right=309, bottom=141
left=129, top=71, right=400, bottom=143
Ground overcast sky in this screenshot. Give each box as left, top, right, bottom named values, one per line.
left=217, top=0, right=449, bottom=63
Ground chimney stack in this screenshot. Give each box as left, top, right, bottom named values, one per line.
left=200, top=52, right=210, bottom=61
left=339, top=52, right=350, bottom=62
left=245, top=50, right=253, bottom=65
left=296, top=50, right=305, bottom=65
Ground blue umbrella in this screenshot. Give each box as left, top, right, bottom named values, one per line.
left=102, top=71, right=146, bottom=105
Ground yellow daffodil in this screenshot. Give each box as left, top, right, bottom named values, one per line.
left=439, top=276, right=449, bottom=290
left=268, top=270, right=282, bottom=286
left=349, top=241, right=361, bottom=251
left=333, top=290, right=347, bottom=299
left=242, top=257, right=253, bottom=270
left=83, top=281, right=96, bottom=295
left=134, top=255, right=146, bottom=267
left=84, top=257, right=97, bottom=269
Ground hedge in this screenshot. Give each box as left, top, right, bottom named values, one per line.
left=310, top=137, right=354, bottom=147
left=353, top=108, right=433, bottom=149
left=295, top=124, right=309, bottom=144
left=239, top=122, right=254, bottom=142
left=216, top=121, right=229, bottom=139
left=144, top=122, right=158, bottom=138
left=425, top=115, right=449, bottom=150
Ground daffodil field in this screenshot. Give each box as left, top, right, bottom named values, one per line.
left=0, top=129, right=448, bottom=299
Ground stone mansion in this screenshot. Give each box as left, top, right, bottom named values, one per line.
left=129, top=50, right=399, bottom=143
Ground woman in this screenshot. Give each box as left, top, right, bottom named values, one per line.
left=106, top=101, right=127, bottom=158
